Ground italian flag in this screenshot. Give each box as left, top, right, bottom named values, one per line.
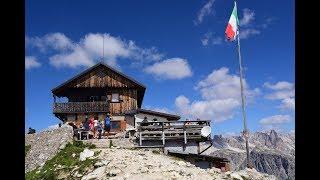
left=225, top=2, right=239, bottom=41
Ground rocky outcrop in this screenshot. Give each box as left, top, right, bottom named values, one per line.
left=80, top=147, right=276, bottom=180
left=244, top=148, right=295, bottom=180
left=208, top=130, right=295, bottom=180
left=25, top=124, right=73, bottom=173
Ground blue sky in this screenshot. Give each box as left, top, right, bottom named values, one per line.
left=25, top=0, right=295, bottom=135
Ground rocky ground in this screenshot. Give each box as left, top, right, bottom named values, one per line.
left=81, top=147, right=276, bottom=180
left=25, top=125, right=288, bottom=179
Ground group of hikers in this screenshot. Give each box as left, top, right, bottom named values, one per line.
left=69, top=113, right=112, bottom=140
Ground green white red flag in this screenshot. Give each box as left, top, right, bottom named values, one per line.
left=225, top=2, right=239, bottom=41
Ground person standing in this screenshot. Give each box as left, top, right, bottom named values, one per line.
left=83, top=119, right=89, bottom=131
left=97, top=120, right=103, bottom=139
left=141, top=116, right=148, bottom=126
left=104, top=113, right=111, bottom=138
left=89, top=117, right=94, bottom=139
left=93, top=117, right=99, bottom=139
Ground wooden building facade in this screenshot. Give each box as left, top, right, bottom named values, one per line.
left=51, top=62, right=146, bottom=132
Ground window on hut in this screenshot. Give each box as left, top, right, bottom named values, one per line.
left=110, top=121, right=121, bottom=130
left=89, top=96, right=99, bottom=102
left=111, top=93, right=119, bottom=102
left=101, top=96, right=107, bottom=102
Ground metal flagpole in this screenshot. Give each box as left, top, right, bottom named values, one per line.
left=235, top=1, right=250, bottom=168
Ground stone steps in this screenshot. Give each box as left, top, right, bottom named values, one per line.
left=82, top=138, right=135, bottom=149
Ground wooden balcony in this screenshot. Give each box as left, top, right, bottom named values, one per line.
left=53, top=101, right=109, bottom=113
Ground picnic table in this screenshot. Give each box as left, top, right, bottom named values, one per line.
left=74, top=128, right=90, bottom=140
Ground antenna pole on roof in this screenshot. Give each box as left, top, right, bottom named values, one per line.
left=102, top=34, right=105, bottom=63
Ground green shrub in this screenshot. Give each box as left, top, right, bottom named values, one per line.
left=25, top=145, right=31, bottom=157
left=25, top=141, right=99, bottom=180
left=73, top=140, right=96, bottom=149
left=109, top=140, right=113, bottom=148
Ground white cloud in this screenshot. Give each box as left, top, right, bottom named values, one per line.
left=27, top=33, right=74, bottom=52
left=201, top=8, right=258, bottom=45
left=201, top=38, right=209, bottom=46
left=212, top=37, right=223, bottom=45
left=192, top=99, right=240, bottom=121
left=82, top=33, right=130, bottom=59
left=261, top=17, right=276, bottom=29
left=175, top=67, right=259, bottom=122
left=144, top=58, right=192, bottom=79
left=143, top=106, right=177, bottom=115
left=223, top=132, right=239, bottom=137
left=260, top=115, right=291, bottom=125
left=175, top=95, right=191, bottom=116
left=195, top=67, right=260, bottom=102
left=175, top=96, right=240, bottom=122
left=279, top=98, right=295, bottom=111
left=25, top=56, right=41, bottom=70
left=264, top=81, right=294, bottom=90
left=290, top=129, right=295, bottom=134
left=264, top=81, right=295, bottom=111
left=239, top=29, right=260, bottom=39
left=47, top=124, right=59, bottom=130
left=201, top=32, right=211, bottom=46
left=44, top=33, right=74, bottom=50
left=195, top=0, right=215, bottom=25
left=239, top=8, right=255, bottom=26
left=201, top=32, right=222, bottom=46
left=265, top=90, right=294, bottom=100
left=27, top=33, right=164, bottom=69
left=49, top=45, right=94, bottom=68
left=237, top=8, right=262, bottom=40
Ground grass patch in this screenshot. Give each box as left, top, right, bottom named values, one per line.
left=152, top=150, right=160, bottom=154
left=25, top=145, right=31, bottom=157
left=169, top=155, right=184, bottom=161
left=25, top=141, right=98, bottom=180
left=109, top=140, right=113, bottom=148
left=240, top=175, right=248, bottom=180
left=74, top=140, right=96, bottom=149
left=129, top=147, right=138, bottom=150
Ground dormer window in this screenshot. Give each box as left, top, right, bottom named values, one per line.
left=111, top=93, right=119, bottom=102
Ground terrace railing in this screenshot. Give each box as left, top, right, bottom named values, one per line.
left=53, top=101, right=109, bottom=113
left=136, top=120, right=211, bottom=146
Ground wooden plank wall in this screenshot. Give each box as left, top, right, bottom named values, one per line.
left=70, top=67, right=137, bottom=88
left=108, top=89, right=137, bottom=115
left=65, top=66, right=138, bottom=115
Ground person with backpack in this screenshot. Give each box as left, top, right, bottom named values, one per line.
left=104, top=113, right=111, bottom=138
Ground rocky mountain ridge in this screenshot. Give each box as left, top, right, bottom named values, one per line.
left=206, top=130, right=295, bottom=180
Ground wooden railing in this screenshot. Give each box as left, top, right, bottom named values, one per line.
left=53, top=101, right=109, bottom=113
left=136, top=120, right=211, bottom=146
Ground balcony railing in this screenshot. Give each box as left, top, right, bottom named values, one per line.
left=53, top=101, right=109, bottom=113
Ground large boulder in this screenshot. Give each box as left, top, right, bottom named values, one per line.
left=79, top=148, right=95, bottom=161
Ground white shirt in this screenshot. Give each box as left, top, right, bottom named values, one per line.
left=94, top=120, right=98, bottom=127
